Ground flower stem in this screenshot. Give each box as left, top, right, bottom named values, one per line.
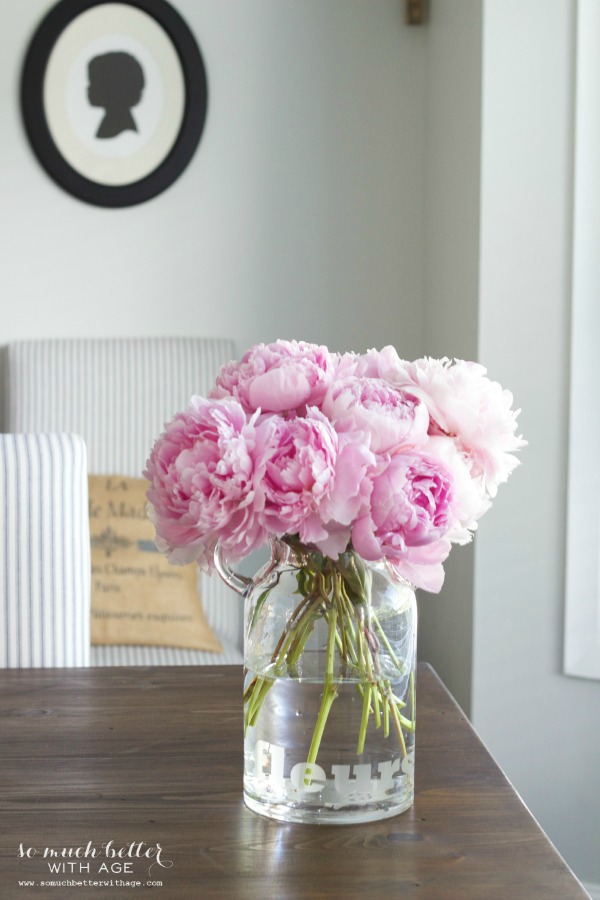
left=303, top=606, right=338, bottom=785
left=372, top=611, right=402, bottom=671
left=245, top=675, right=274, bottom=731
left=372, top=680, right=381, bottom=729
left=383, top=691, right=390, bottom=738
left=385, top=682, right=407, bottom=758
left=357, top=684, right=371, bottom=754
left=244, top=549, right=413, bottom=780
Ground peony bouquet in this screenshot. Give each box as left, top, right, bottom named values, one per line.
left=145, top=340, right=524, bottom=592
left=145, top=341, right=525, bottom=784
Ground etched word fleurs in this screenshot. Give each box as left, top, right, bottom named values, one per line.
left=252, top=740, right=414, bottom=802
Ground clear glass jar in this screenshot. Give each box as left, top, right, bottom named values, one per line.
left=215, top=537, right=417, bottom=825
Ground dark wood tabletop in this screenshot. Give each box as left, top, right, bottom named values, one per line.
left=0, top=663, right=588, bottom=899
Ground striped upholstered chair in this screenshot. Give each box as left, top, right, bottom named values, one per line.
left=0, top=433, right=90, bottom=667
left=5, top=338, right=243, bottom=666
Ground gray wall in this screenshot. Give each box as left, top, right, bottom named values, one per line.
left=418, top=0, right=483, bottom=715
left=1, top=0, right=424, bottom=357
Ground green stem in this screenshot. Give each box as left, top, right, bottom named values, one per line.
left=273, top=595, right=321, bottom=674
left=383, top=691, right=390, bottom=738
left=304, top=607, right=338, bottom=784
left=333, top=573, right=348, bottom=662
left=286, top=609, right=318, bottom=668
left=244, top=550, right=414, bottom=779
left=373, top=681, right=381, bottom=729
left=385, top=683, right=407, bottom=758
left=245, top=675, right=274, bottom=732
left=372, top=611, right=402, bottom=671
left=357, top=684, right=371, bottom=754
left=270, top=593, right=315, bottom=664
left=391, top=693, right=407, bottom=708
left=398, top=712, right=416, bottom=733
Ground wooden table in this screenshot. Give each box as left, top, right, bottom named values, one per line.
left=0, top=663, right=588, bottom=899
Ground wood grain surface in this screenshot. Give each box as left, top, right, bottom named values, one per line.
left=0, top=664, right=588, bottom=899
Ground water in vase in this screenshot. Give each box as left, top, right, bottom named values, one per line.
left=243, top=655, right=415, bottom=825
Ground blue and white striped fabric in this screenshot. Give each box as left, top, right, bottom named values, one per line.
left=0, top=433, right=91, bottom=668
left=6, top=338, right=244, bottom=665
left=90, top=640, right=243, bottom=667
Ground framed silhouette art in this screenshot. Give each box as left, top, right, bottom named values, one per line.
left=21, top=0, right=208, bottom=207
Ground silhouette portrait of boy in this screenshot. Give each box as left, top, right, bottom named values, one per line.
left=87, top=51, right=145, bottom=138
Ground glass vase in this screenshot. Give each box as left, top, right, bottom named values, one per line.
left=215, top=537, right=417, bottom=825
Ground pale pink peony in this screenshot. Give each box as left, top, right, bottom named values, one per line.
left=145, top=397, right=268, bottom=570
left=351, top=345, right=407, bottom=381
left=257, top=408, right=375, bottom=554
left=422, top=435, right=491, bottom=537
left=390, top=539, right=452, bottom=593
left=384, top=356, right=526, bottom=497
left=322, top=376, right=429, bottom=453
left=351, top=452, right=455, bottom=571
left=210, top=340, right=337, bottom=414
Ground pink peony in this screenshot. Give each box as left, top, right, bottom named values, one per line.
left=322, top=376, right=429, bottom=453
left=389, top=539, right=452, bottom=593
left=145, top=397, right=267, bottom=570
left=351, top=452, right=455, bottom=566
left=351, top=345, right=407, bottom=381
left=257, top=408, right=375, bottom=554
left=422, top=435, right=491, bottom=536
left=384, top=356, right=526, bottom=497
left=210, top=340, right=337, bottom=414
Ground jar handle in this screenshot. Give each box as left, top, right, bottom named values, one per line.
left=214, top=543, right=252, bottom=597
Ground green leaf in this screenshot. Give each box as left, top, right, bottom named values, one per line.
left=296, top=568, right=308, bottom=597
left=250, top=588, right=272, bottom=632
left=334, top=551, right=372, bottom=605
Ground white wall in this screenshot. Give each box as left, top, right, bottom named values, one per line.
left=0, top=0, right=425, bottom=357
left=475, top=0, right=600, bottom=886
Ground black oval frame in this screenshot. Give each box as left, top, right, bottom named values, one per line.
left=21, top=0, right=207, bottom=207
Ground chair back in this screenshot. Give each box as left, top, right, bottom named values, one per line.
left=0, top=433, right=90, bottom=667
left=5, top=338, right=243, bottom=654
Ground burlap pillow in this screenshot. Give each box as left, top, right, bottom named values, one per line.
left=89, top=475, right=222, bottom=652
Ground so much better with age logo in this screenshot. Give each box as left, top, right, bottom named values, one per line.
left=17, top=840, right=173, bottom=890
